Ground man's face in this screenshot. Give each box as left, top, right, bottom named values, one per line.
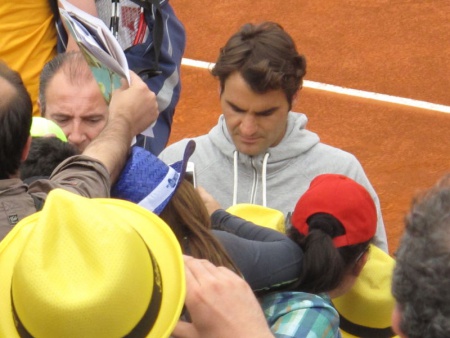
left=220, top=72, right=290, bottom=156
left=43, top=72, right=108, bottom=152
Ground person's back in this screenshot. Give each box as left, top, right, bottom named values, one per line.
left=0, top=61, right=40, bottom=238
left=159, top=21, right=388, bottom=252
left=391, top=174, right=450, bottom=338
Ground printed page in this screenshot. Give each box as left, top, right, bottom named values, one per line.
left=59, top=0, right=130, bottom=103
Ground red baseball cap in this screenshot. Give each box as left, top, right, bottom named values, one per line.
left=291, top=174, right=377, bottom=247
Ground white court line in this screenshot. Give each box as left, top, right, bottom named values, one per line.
left=181, top=58, right=450, bottom=114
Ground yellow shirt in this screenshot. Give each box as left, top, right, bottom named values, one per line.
left=0, top=0, right=57, bottom=116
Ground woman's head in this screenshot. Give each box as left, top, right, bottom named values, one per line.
left=288, top=174, right=377, bottom=294
left=160, top=180, right=239, bottom=273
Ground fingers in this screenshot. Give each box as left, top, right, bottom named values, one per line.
left=128, top=70, right=141, bottom=86
left=119, top=76, right=130, bottom=90
left=171, top=321, right=199, bottom=338
left=196, top=186, right=221, bottom=215
left=183, top=255, right=225, bottom=283
left=182, top=255, right=197, bottom=292
left=183, top=255, right=245, bottom=294
left=183, top=256, right=217, bottom=292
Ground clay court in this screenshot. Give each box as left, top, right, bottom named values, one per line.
left=168, top=0, right=450, bottom=254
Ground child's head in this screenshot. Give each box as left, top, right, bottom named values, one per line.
left=289, top=174, right=377, bottom=293
left=20, top=136, right=79, bottom=183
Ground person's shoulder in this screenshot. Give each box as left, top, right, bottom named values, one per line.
left=262, top=292, right=340, bottom=338
left=262, top=291, right=335, bottom=309
left=313, top=142, right=358, bottom=161
left=159, top=138, right=198, bottom=163
left=160, top=135, right=221, bottom=164
left=161, top=138, right=193, bottom=153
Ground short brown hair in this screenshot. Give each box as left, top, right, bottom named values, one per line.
left=211, top=22, right=306, bottom=109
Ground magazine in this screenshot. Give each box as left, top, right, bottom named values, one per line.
left=59, top=0, right=130, bottom=104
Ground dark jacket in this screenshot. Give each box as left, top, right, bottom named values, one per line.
left=0, top=155, right=110, bottom=240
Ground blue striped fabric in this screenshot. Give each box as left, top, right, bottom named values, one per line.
left=261, top=291, right=342, bottom=338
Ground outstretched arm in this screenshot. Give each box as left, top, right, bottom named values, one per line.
left=197, top=185, right=302, bottom=291
left=82, top=71, right=158, bottom=183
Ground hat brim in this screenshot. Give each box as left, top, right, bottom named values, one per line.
left=226, top=203, right=286, bottom=233
left=340, top=330, right=400, bottom=338
left=0, top=198, right=185, bottom=338
left=332, top=245, right=399, bottom=338
left=113, top=140, right=196, bottom=215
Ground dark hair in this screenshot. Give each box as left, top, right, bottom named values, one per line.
left=0, top=61, right=33, bottom=179
left=159, top=180, right=240, bottom=273
left=211, top=21, right=306, bottom=110
left=39, top=51, right=93, bottom=115
left=20, top=137, right=79, bottom=182
left=392, top=174, right=450, bottom=338
left=288, top=213, right=370, bottom=293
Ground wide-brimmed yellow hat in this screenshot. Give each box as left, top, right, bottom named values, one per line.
left=0, top=189, right=185, bottom=338
left=226, top=203, right=286, bottom=233
left=332, top=245, right=398, bottom=338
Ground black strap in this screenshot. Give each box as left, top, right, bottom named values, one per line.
left=339, top=313, right=396, bottom=338
left=48, top=0, right=60, bottom=22
left=129, top=0, right=164, bottom=73
left=30, top=194, right=45, bottom=212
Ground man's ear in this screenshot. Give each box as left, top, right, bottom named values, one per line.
left=21, top=136, right=32, bottom=162
left=37, top=97, right=45, bottom=117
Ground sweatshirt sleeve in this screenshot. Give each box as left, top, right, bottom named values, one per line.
left=211, top=209, right=303, bottom=291
left=28, top=155, right=110, bottom=199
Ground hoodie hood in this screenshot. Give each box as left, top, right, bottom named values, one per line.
left=209, top=112, right=320, bottom=166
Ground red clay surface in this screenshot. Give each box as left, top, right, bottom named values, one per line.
left=168, top=0, right=450, bottom=254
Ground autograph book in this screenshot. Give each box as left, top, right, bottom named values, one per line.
left=59, top=0, right=130, bottom=104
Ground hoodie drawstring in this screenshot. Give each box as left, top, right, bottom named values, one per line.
left=262, top=152, right=270, bottom=207
left=232, top=150, right=239, bottom=205
left=232, top=151, right=270, bottom=207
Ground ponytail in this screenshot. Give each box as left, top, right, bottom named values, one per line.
left=288, top=213, right=369, bottom=293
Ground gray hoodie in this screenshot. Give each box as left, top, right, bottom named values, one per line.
left=159, top=112, right=388, bottom=252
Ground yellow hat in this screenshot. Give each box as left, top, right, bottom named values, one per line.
left=332, top=245, right=398, bottom=338
left=226, top=203, right=285, bottom=233
left=0, top=189, right=185, bottom=338
left=30, top=116, right=68, bottom=142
